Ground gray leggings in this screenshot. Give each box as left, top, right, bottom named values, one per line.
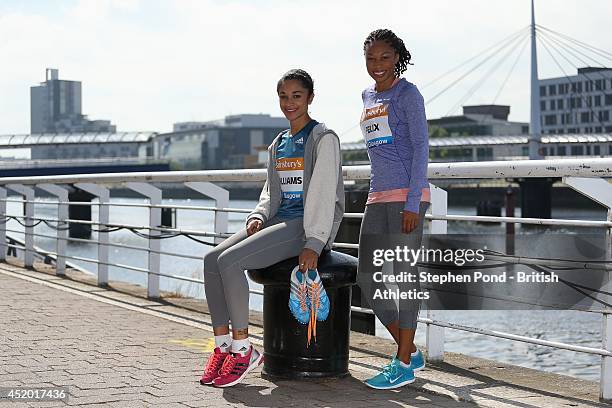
left=357, top=201, right=429, bottom=329
left=204, top=216, right=305, bottom=330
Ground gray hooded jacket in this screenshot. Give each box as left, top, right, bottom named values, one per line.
left=246, top=122, right=345, bottom=255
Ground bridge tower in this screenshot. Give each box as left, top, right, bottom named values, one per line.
left=518, top=0, right=554, bottom=222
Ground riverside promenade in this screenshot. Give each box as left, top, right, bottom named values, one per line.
left=0, top=258, right=607, bottom=408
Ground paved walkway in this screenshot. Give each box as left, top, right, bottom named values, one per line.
left=0, top=261, right=607, bottom=407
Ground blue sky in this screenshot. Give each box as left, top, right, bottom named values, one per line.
left=1, top=0, right=611, bottom=142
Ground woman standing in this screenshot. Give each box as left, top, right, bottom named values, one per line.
left=199, top=69, right=344, bottom=388
left=357, top=29, right=430, bottom=390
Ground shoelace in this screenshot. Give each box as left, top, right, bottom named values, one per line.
left=205, top=352, right=226, bottom=375
left=298, top=282, right=308, bottom=312
left=381, top=363, right=399, bottom=380
left=218, top=354, right=237, bottom=376
left=307, top=281, right=321, bottom=347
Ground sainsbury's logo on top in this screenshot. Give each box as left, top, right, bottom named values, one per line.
left=276, top=157, right=304, bottom=170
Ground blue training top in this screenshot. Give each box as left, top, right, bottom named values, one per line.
left=276, top=119, right=318, bottom=219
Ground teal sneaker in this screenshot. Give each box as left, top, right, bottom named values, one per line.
left=306, top=268, right=330, bottom=321
left=410, top=349, right=425, bottom=371
left=288, top=266, right=310, bottom=325
left=305, top=268, right=330, bottom=347
left=364, top=358, right=415, bottom=390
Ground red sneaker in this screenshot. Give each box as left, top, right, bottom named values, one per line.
left=200, top=347, right=229, bottom=385
left=212, top=346, right=263, bottom=387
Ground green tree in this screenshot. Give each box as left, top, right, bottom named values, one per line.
left=429, top=126, right=449, bottom=138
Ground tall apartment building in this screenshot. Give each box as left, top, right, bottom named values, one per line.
left=539, top=67, right=612, bottom=134
left=30, top=68, right=116, bottom=134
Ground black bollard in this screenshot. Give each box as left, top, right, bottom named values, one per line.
left=336, top=188, right=375, bottom=335
left=476, top=200, right=502, bottom=224
left=247, top=250, right=357, bottom=379
left=68, top=188, right=95, bottom=239
left=517, top=178, right=554, bottom=219
left=161, top=207, right=175, bottom=228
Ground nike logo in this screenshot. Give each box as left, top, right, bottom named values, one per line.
left=388, top=375, right=401, bottom=384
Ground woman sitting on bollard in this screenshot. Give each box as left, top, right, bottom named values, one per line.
left=200, top=69, right=344, bottom=388
left=356, top=29, right=431, bottom=390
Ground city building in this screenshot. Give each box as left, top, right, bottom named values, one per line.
left=427, top=105, right=529, bottom=137
left=173, top=122, right=209, bottom=132
left=157, top=114, right=289, bottom=170
left=30, top=68, right=116, bottom=134
left=539, top=67, right=612, bottom=134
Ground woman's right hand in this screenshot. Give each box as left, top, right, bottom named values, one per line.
left=246, top=219, right=263, bottom=236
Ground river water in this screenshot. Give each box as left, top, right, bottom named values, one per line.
left=6, top=197, right=605, bottom=381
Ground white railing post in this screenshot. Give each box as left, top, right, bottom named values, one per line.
left=74, top=183, right=110, bottom=287
left=7, top=184, right=35, bottom=268
left=602, top=207, right=612, bottom=402
left=184, top=182, right=229, bottom=244
left=38, top=184, right=70, bottom=276
left=0, top=187, right=6, bottom=262
left=563, top=176, right=612, bottom=402
left=124, top=182, right=162, bottom=299
left=427, top=183, right=448, bottom=362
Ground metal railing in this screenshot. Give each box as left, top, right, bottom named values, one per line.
left=0, top=157, right=610, bottom=401
left=0, top=157, right=164, bottom=168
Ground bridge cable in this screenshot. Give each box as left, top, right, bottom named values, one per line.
left=422, top=25, right=530, bottom=90
left=426, top=28, right=532, bottom=106
left=536, top=24, right=612, bottom=64
left=445, top=31, right=530, bottom=116
left=492, top=36, right=530, bottom=105
left=538, top=29, right=612, bottom=84
left=537, top=33, right=609, bottom=131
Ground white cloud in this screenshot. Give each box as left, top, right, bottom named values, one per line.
left=1, top=0, right=611, bottom=142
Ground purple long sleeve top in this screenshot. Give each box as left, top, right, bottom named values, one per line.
left=360, top=78, right=430, bottom=213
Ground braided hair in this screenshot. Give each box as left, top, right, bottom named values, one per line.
left=277, top=69, right=314, bottom=95
left=363, top=29, right=413, bottom=77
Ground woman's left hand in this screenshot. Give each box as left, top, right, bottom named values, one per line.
left=299, top=248, right=319, bottom=272
left=402, top=210, right=419, bottom=234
